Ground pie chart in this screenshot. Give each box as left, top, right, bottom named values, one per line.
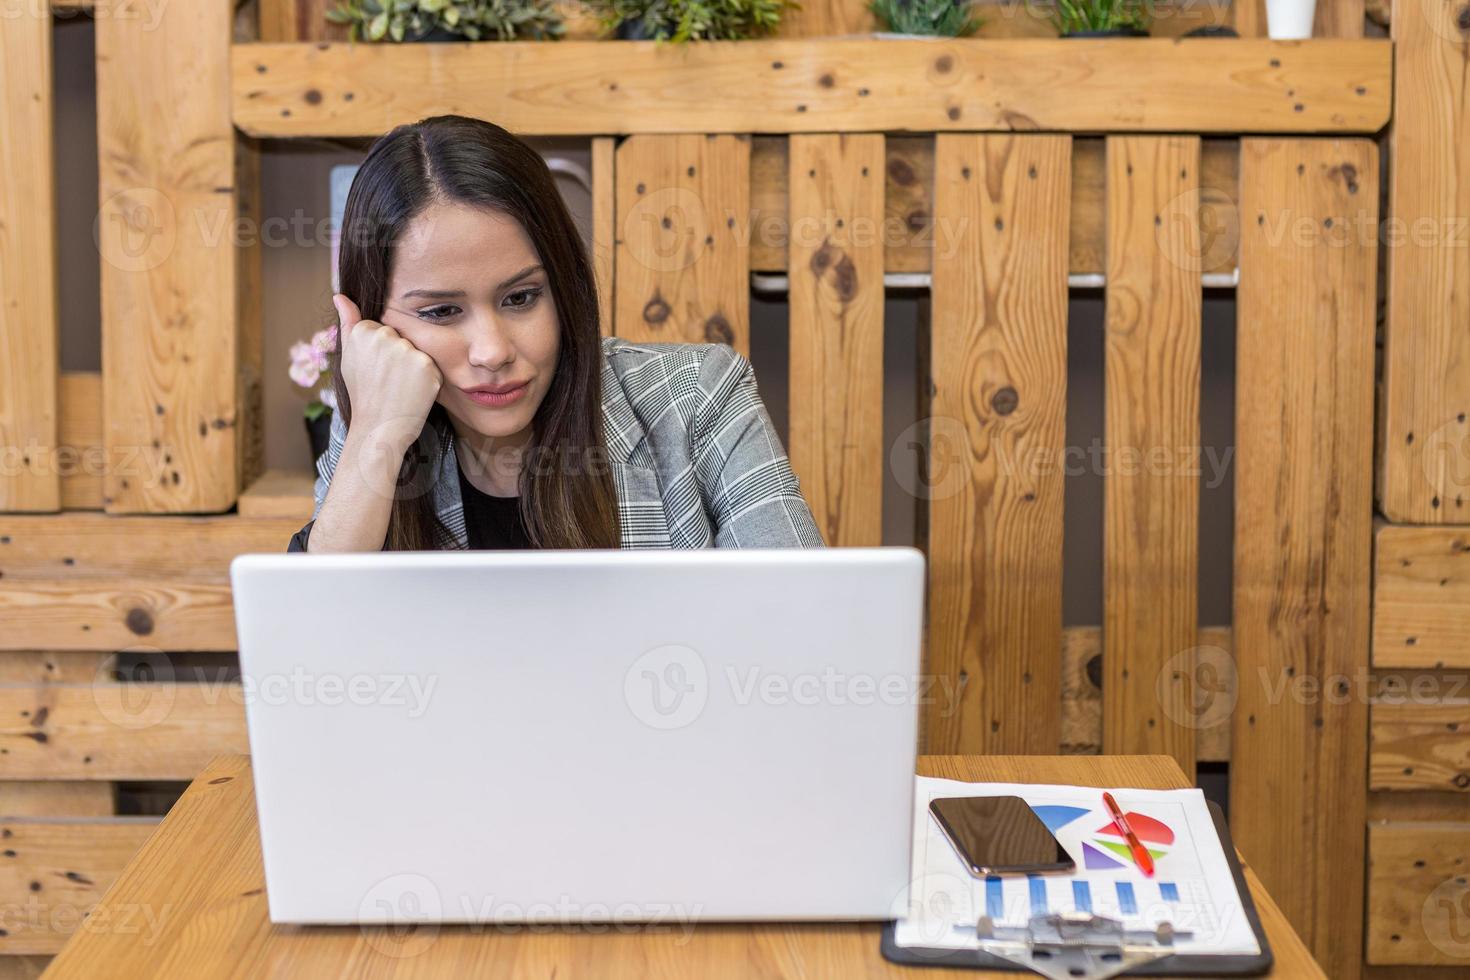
left=1083, top=811, right=1176, bottom=870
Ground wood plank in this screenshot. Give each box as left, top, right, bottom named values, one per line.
left=1233, top=137, right=1378, bottom=980
left=0, top=818, right=159, bottom=955
left=1102, top=136, right=1201, bottom=775
left=777, top=0, right=876, bottom=36
left=0, top=580, right=238, bottom=652
left=97, top=1, right=242, bottom=512
left=1367, top=823, right=1470, bottom=965
left=0, top=684, right=247, bottom=781
left=0, top=784, right=113, bottom=819
left=231, top=39, right=1392, bottom=137
left=0, top=6, right=60, bottom=512
left=1374, top=524, right=1470, bottom=669
left=1379, top=0, right=1470, bottom=522
left=58, top=374, right=102, bottom=511
left=258, top=0, right=348, bottom=41
left=0, top=654, right=109, bottom=685
left=1062, top=625, right=1233, bottom=761
left=0, top=957, right=50, bottom=980
left=591, top=136, right=616, bottom=339
left=236, top=136, right=266, bottom=498
left=0, top=513, right=304, bottom=579
left=925, top=135, right=1069, bottom=754
left=613, top=134, right=751, bottom=354
left=749, top=137, right=1240, bottom=277
left=787, top=134, right=885, bottom=547
left=41, top=754, right=1323, bottom=978
left=1371, top=701, right=1470, bottom=792
left=238, top=470, right=314, bottom=521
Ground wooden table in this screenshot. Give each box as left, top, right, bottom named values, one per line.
left=44, top=755, right=1323, bottom=978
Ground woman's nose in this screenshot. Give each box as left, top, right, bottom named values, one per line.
left=465, top=313, right=515, bottom=371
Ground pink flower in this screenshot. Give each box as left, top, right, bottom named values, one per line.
left=289, top=341, right=321, bottom=388
left=310, top=326, right=338, bottom=368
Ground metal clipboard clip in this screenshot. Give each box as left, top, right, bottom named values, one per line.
left=973, top=910, right=1193, bottom=980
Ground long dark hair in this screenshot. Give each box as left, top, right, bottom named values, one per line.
left=328, top=115, right=620, bottom=550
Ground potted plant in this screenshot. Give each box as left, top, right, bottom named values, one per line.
left=289, top=325, right=340, bottom=463
left=327, top=0, right=566, bottom=41
left=582, top=0, right=798, bottom=42
left=869, top=0, right=982, bottom=37
left=1045, top=0, right=1151, bottom=36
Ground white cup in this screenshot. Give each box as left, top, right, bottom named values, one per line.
left=1265, top=0, right=1317, bottom=39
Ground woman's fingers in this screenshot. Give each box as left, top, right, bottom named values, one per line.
left=332, top=293, right=364, bottom=336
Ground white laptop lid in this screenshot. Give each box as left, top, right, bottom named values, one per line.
left=230, top=548, right=924, bottom=926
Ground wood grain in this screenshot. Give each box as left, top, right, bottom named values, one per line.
left=0, top=784, right=113, bottom=819
left=237, top=470, right=314, bottom=521
left=1232, top=137, right=1377, bottom=980
left=613, top=135, right=750, bottom=354
left=591, top=136, right=616, bottom=339
left=1370, top=701, right=1470, bottom=793
left=58, top=374, right=102, bottom=511
left=1379, top=0, right=1470, bottom=522
left=787, top=134, right=885, bottom=547
left=230, top=40, right=1392, bottom=138
left=97, top=1, right=243, bottom=512
left=1063, top=625, right=1234, bottom=761
left=1366, top=823, right=1470, bottom=965
left=926, top=135, right=1069, bottom=754
left=41, top=754, right=1322, bottom=978
left=1373, top=524, right=1470, bottom=669
left=0, top=818, right=159, bottom=954
left=0, top=683, right=247, bottom=780
left=748, top=137, right=1240, bottom=278
left=1102, top=136, right=1201, bottom=776
left=0, top=6, right=60, bottom=512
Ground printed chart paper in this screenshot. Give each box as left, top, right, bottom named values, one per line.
left=894, top=777, right=1260, bottom=956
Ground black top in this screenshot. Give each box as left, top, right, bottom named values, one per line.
left=455, top=460, right=531, bottom=550
left=285, top=461, right=530, bottom=552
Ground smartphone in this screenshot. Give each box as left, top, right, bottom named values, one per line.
left=929, top=795, right=1075, bottom=876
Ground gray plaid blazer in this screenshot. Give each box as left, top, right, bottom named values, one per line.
left=295, top=338, right=826, bottom=550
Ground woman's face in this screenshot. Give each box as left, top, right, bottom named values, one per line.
left=381, top=201, right=559, bottom=448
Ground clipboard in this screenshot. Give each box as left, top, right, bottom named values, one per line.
left=880, top=802, right=1273, bottom=978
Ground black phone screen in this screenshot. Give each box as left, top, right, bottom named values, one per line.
left=929, top=795, right=1075, bottom=876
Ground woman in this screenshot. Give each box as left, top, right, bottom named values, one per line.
left=290, top=115, right=823, bottom=553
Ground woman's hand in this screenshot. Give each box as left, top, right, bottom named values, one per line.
left=332, top=293, right=443, bottom=454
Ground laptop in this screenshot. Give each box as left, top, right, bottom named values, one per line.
left=229, top=548, right=925, bottom=926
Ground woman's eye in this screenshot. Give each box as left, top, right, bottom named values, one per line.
left=505, top=288, right=542, bottom=310
left=417, top=305, right=461, bottom=322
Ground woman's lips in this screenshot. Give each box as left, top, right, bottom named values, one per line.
left=461, top=381, right=530, bottom=407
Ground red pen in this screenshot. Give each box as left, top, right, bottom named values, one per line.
left=1102, top=791, right=1155, bottom=877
